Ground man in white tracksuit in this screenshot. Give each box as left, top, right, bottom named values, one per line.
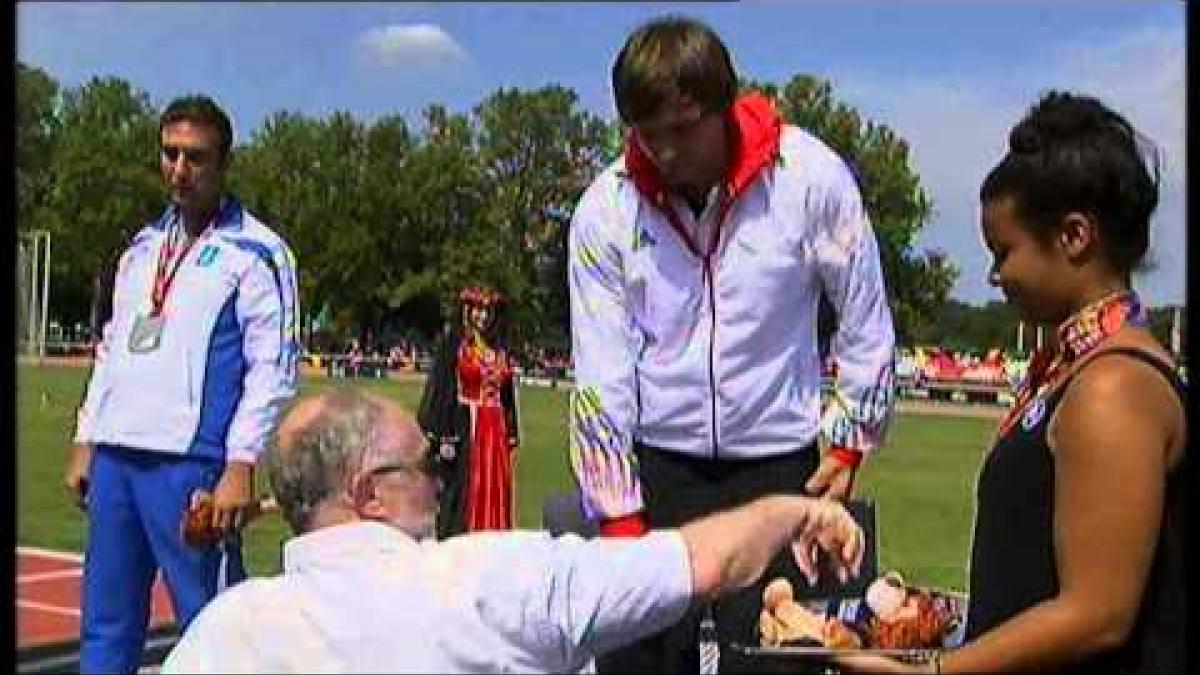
left=567, top=16, right=897, bottom=673
left=64, top=94, right=299, bottom=673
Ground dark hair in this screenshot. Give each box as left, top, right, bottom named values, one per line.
left=159, top=94, right=234, bottom=161
left=980, top=90, right=1160, bottom=275
left=612, top=15, right=737, bottom=126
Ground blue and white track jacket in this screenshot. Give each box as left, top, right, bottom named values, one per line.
left=74, top=197, right=299, bottom=464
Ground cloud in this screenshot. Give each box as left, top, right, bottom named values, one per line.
left=835, top=21, right=1185, bottom=306
left=357, top=24, right=470, bottom=71
left=1043, top=24, right=1184, bottom=179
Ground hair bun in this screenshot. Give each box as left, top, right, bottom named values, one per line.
left=1009, top=92, right=1128, bottom=154
left=1008, top=125, right=1043, bottom=154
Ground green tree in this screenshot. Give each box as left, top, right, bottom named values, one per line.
left=401, top=104, right=490, bottom=336
left=309, top=111, right=379, bottom=342
left=360, top=114, right=442, bottom=336
left=753, top=75, right=958, bottom=347
left=917, top=299, right=1060, bottom=356
left=229, top=111, right=330, bottom=340
left=44, top=76, right=161, bottom=327
left=471, top=86, right=612, bottom=348
left=17, top=63, right=61, bottom=235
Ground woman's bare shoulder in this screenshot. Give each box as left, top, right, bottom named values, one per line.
left=1051, top=329, right=1183, bottom=462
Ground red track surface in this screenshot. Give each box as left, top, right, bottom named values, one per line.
left=17, top=547, right=176, bottom=649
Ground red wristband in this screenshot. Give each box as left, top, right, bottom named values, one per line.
left=829, top=445, right=864, bottom=469
left=599, top=512, right=649, bottom=538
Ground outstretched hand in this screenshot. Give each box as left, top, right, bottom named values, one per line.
left=791, top=497, right=865, bottom=587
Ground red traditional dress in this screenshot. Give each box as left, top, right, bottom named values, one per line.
left=457, top=338, right=516, bottom=531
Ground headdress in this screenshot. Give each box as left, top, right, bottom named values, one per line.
left=459, top=285, right=504, bottom=309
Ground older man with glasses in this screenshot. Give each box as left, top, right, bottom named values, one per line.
left=65, top=93, right=299, bottom=673
left=162, top=388, right=867, bottom=673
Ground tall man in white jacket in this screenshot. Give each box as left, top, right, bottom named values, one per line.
left=567, top=16, right=897, bottom=673
left=64, top=94, right=299, bottom=673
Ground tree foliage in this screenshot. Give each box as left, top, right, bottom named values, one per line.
left=749, top=75, right=958, bottom=347
left=916, top=299, right=1023, bottom=354
left=469, top=86, right=610, bottom=346
left=915, top=300, right=1186, bottom=358
left=26, top=62, right=1098, bottom=359
left=17, top=63, right=61, bottom=236
left=37, top=75, right=162, bottom=326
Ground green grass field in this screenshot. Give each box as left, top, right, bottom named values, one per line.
left=17, top=365, right=995, bottom=591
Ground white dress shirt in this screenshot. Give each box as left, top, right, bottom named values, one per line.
left=162, top=521, right=693, bottom=673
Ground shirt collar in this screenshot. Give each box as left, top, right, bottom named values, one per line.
left=1055, top=290, right=1145, bottom=361
left=283, top=521, right=421, bottom=573
left=621, top=92, right=783, bottom=208
left=153, top=195, right=244, bottom=232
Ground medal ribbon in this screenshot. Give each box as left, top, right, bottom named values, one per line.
left=149, top=209, right=219, bottom=317
left=996, top=291, right=1147, bottom=437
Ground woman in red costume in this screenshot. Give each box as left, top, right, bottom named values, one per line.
left=418, top=286, right=520, bottom=537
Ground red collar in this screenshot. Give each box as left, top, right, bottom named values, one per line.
left=997, top=291, right=1147, bottom=437
left=623, top=92, right=782, bottom=205
left=1056, top=291, right=1146, bottom=361
left=622, top=92, right=783, bottom=256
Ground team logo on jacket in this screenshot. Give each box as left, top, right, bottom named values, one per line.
left=197, top=245, right=220, bottom=267
left=633, top=226, right=657, bottom=250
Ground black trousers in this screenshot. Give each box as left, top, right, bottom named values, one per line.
left=596, top=441, right=820, bottom=674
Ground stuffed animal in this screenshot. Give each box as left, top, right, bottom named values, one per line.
left=759, top=578, right=862, bottom=649
left=759, top=572, right=957, bottom=651
left=863, top=572, right=955, bottom=649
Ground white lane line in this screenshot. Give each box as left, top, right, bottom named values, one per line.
left=17, top=599, right=82, bottom=617
left=17, top=634, right=179, bottom=674
left=18, top=568, right=84, bottom=584
left=17, top=546, right=85, bottom=563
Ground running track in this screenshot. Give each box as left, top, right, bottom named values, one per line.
left=17, top=546, right=176, bottom=650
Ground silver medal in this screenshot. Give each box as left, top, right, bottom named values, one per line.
left=128, top=313, right=165, bottom=353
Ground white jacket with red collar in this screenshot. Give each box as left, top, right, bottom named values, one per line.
left=567, top=94, right=896, bottom=521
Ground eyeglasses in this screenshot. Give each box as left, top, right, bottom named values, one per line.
left=366, top=453, right=439, bottom=481
left=161, top=145, right=215, bottom=166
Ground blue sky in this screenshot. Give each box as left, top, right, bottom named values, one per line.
left=18, top=1, right=1186, bottom=306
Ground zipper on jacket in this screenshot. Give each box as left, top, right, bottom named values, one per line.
left=703, top=255, right=719, bottom=460
left=704, top=192, right=734, bottom=462
left=651, top=188, right=732, bottom=462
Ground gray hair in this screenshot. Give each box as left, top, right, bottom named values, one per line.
left=266, top=388, right=385, bottom=534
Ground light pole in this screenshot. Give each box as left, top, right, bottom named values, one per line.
left=19, top=230, right=51, bottom=359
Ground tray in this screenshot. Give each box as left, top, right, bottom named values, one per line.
left=789, top=589, right=969, bottom=649
left=733, top=643, right=941, bottom=664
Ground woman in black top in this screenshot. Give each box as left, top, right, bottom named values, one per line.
left=839, top=92, right=1185, bottom=673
